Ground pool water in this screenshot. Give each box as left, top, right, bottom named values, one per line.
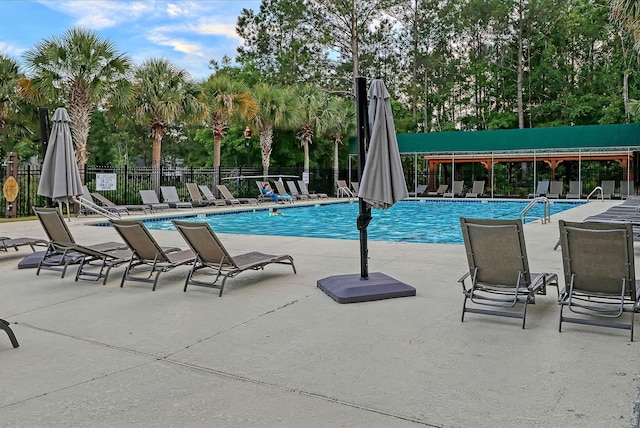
left=144, top=200, right=582, bottom=244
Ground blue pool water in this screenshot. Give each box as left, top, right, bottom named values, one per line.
left=143, top=200, right=582, bottom=244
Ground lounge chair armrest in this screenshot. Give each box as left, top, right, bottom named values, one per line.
left=458, top=271, right=472, bottom=292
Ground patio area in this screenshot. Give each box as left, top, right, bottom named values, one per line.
left=1, top=200, right=639, bottom=427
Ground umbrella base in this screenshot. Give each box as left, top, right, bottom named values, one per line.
left=317, top=272, right=416, bottom=304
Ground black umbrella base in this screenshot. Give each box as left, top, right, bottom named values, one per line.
left=317, top=272, right=416, bottom=304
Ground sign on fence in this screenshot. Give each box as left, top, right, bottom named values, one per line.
left=96, top=173, right=117, bottom=191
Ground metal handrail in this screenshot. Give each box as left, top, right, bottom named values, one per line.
left=586, top=186, right=603, bottom=201
left=73, top=196, right=121, bottom=220
left=520, top=196, right=550, bottom=224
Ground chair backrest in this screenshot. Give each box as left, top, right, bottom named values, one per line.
left=337, top=180, right=349, bottom=189
left=297, top=180, right=310, bottom=195
left=351, top=182, right=360, bottom=192
left=471, top=181, right=484, bottom=194
left=569, top=181, right=582, bottom=195
left=435, top=184, right=448, bottom=194
left=536, top=180, right=550, bottom=194
left=559, top=220, right=636, bottom=298
left=173, top=220, right=237, bottom=268
left=81, top=185, right=95, bottom=204
left=601, top=180, right=615, bottom=194
left=274, top=180, right=288, bottom=195
left=92, top=192, right=116, bottom=207
left=452, top=181, right=464, bottom=194
left=287, top=181, right=301, bottom=195
left=460, top=218, right=531, bottom=288
left=620, top=180, right=635, bottom=197
left=186, top=183, right=203, bottom=203
left=33, top=207, right=75, bottom=244
left=139, top=190, right=161, bottom=205
left=255, top=181, right=267, bottom=195
left=216, top=185, right=235, bottom=199
left=549, top=180, right=563, bottom=195
left=111, top=220, right=170, bottom=262
left=160, top=186, right=181, bottom=203
left=198, top=185, right=215, bottom=200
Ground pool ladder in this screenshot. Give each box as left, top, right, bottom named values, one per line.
left=520, top=196, right=550, bottom=224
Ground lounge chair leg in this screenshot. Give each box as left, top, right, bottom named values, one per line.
left=151, top=272, right=161, bottom=291
left=461, top=297, right=468, bottom=322
left=522, top=302, right=527, bottom=329
left=0, top=319, right=19, bottom=348
left=558, top=306, right=563, bottom=332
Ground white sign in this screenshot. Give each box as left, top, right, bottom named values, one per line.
left=96, top=173, right=117, bottom=191
left=302, top=172, right=309, bottom=184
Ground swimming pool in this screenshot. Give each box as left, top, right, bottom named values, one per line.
left=143, top=200, right=583, bottom=244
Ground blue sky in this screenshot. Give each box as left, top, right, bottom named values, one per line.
left=0, top=0, right=260, bottom=80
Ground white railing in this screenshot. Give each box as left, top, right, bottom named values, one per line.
left=586, top=186, right=603, bottom=201
left=520, top=196, right=550, bottom=224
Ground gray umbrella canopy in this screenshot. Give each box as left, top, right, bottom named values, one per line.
left=37, top=107, right=83, bottom=203
left=358, top=79, right=408, bottom=209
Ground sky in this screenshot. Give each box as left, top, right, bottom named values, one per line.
left=0, top=0, right=261, bottom=80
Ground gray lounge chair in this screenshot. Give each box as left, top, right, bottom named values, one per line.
left=173, top=220, right=296, bottom=296
left=139, top=190, right=170, bottom=212
left=111, top=219, right=196, bottom=291
left=528, top=180, right=550, bottom=198
left=409, top=184, right=428, bottom=197
left=458, top=217, right=558, bottom=328
left=273, top=181, right=294, bottom=203
left=216, top=184, right=258, bottom=205
left=599, top=180, right=615, bottom=199
left=160, top=186, right=193, bottom=209
left=427, top=184, right=448, bottom=197
left=33, top=207, right=128, bottom=280
left=558, top=220, right=640, bottom=340
left=91, top=192, right=149, bottom=214
left=619, top=180, right=635, bottom=199
left=0, top=236, right=47, bottom=253
left=351, top=181, right=360, bottom=194
left=78, top=185, right=129, bottom=217
left=465, top=181, right=485, bottom=198
left=297, top=180, right=327, bottom=198
left=546, top=181, right=563, bottom=199
left=336, top=180, right=353, bottom=198
left=566, top=181, right=582, bottom=199
left=186, top=182, right=220, bottom=207
left=443, top=181, right=464, bottom=198
left=0, top=319, right=19, bottom=348
left=197, top=185, right=228, bottom=207
left=285, top=181, right=310, bottom=200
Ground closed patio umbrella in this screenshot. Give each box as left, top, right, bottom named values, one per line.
left=37, top=107, right=83, bottom=218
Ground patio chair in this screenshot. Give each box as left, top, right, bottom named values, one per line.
left=173, top=220, right=296, bottom=296
left=297, top=180, right=327, bottom=198
left=185, top=182, right=220, bottom=207
left=0, top=236, right=47, bottom=253
left=91, top=192, right=149, bottom=214
left=546, top=181, right=563, bottom=199
left=599, top=180, right=615, bottom=199
left=336, top=180, right=353, bottom=198
left=528, top=180, right=550, bottom=198
left=427, top=184, right=448, bottom=197
left=110, top=220, right=196, bottom=291
left=286, top=181, right=311, bottom=200
left=78, top=186, right=129, bottom=217
left=443, top=181, right=464, bottom=198
left=558, top=220, right=640, bottom=340
left=273, top=181, right=294, bottom=203
left=619, top=180, right=635, bottom=199
left=465, top=181, right=485, bottom=198
left=458, top=217, right=558, bottom=328
left=565, top=181, right=582, bottom=199
left=216, top=184, right=258, bottom=205
left=351, top=181, right=360, bottom=194
left=33, top=207, right=128, bottom=279
left=254, top=181, right=270, bottom=203
left=409, top=184, right=428, bottom=197
left=139, top=190, right=170, bottom=212
left=0, top=318, right=19, bottom=348
left=160, top=186, right=193, bottom=209
left=197, top=185, right=228, bottom=207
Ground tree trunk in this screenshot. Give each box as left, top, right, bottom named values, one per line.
left=333, top=139, right=340, bottom=196
left=260, top=125, right=273, bottom=178
left=304, top=140, right=310, bottom=177
left=151, top=124, right=164, bottom=192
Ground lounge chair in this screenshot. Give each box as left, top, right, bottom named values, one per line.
left=273, top=181, right=294, bottom=203
left=197, top=185, right=228, bottom=207
left=0, top=318, right=19, bottom=348
left=408, top=184, right=428, bottom=197
left=173, top=220, right=296, bottom=296
left=185, top=182, right=222, bottom=207
left=351, top=182, right=360, bottom=194
left=336, top=180, right=353, bottom=198
left=78, top=185, right=129, bottom=217
left=546, top=181, right=563, bottom=199
left=528, top=180, right=550, bottom=198
left=565, top=181, right=582, bottom=199
left=558, top=220, right=640, bottom=340
left=110, top=220, right=196, bottom=291
left=216, top=184, right=258, bottom=205
left=297, top=180, right=327, bottom=198
left=599, top=180, right=615, bottom=199
left=254, top=181, right=270, bottom=203
left=619, top=180, right=635, bottom=199
left=443, top=181, right=464, bottom=198
left=458, top=217, right=558, bottom=328
left=427, top=184, right=448, bottom=197
left=0, top=236, right=47, bottom=253
left=33, top=207, right=128, bottom=280
left=465, top=181, right=485, bottom=198
left=91, top=192, right=149, bottom=214
left=139, top=190, right=171, bottom=212
left=286, top=181, right=312, bottom=200
left=160, top=186, right=193, bottom=209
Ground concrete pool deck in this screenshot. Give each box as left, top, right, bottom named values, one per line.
left=0, top=199, right=639, bottom=427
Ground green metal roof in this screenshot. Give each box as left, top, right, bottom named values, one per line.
left=349, top=123, right=640, bottom=155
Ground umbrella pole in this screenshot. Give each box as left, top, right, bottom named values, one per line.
left=355, top=77, right=371, bottom=280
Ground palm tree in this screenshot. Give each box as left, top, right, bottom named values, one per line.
left=200, top=75, right=257, bottom=185
left=23, top=27, right=132, bottom=173
left=612, top=0, right=640, bottom=52
left=131, top=58, right=206, bottom=188
left=252, top=83, right=298, bottom=177
left=294, top=84, right=328, bottom=179
left=324, top=97, right=355, bottom=194
left=0, top=54, right=23, bottom=133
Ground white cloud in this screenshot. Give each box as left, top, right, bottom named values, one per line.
left=36, top=0, right=154, bottom=29
left=0, top=41, right=25, bottom=57
left=147, top=30, right=204, bottom=57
